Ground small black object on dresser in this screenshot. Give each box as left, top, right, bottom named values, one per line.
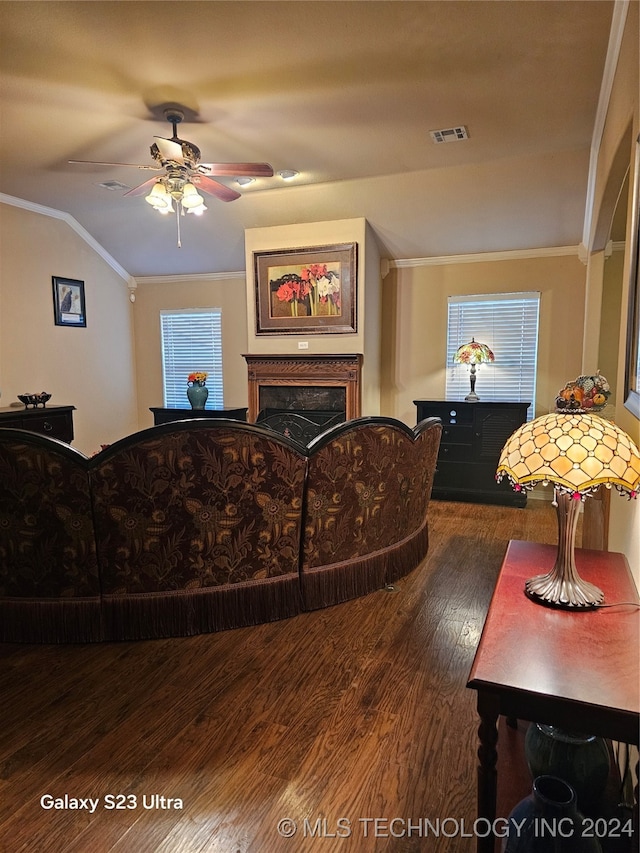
left=414, top=400, right=530, bottom=506
left=0, top=405, right=75, bottom=444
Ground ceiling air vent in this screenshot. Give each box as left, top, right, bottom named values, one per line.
left=97, top=180, right=132, bottom=191
left=430, top=126, right=469, bottom=144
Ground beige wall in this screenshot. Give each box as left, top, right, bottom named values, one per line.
left=583, top=1, right=638, bottom=576
left=0, top=204, right=137, bottom=456
left=132, top=274, right=249, bottom=429
left=380, top=253, right=586, bottom=427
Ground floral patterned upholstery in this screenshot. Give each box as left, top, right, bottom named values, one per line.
left=0, top=416, right=441, bottom=642
left=301, top=417, right=442, bottom=608
left=89, top=421, right=307, bottom=639
left=0, top=430, right=101, bottom=642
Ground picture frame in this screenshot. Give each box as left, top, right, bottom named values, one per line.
left=623, top=134, right=640, bottom=420
left=254, top=243, right=357, bottom=335
left=52, top=276, right=86, bottom=327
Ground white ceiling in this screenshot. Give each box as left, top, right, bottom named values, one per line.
left=0, top=1, right=615, bottom=278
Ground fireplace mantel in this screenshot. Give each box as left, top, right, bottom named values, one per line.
left=243, top=354, right=363, bottom=422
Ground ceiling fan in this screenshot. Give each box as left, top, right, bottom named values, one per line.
left=69, top=109, right=274, bottom=246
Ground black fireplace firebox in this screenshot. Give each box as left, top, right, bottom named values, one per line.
left=258, top=385, right=346, bottom=413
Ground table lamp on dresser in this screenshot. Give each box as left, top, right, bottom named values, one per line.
left=496, top=411, right=640, bottom=609
left=453, top=338, right=494, bottom=402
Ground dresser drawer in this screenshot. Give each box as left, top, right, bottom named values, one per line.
left=416, top=402, right=473, bottom=425
left=26, top=412, right=73, bottom=442
left=440, top=423, right=473, bottom=445
left=439, top=442, right=473, bottom=462
left=0, top=405, right=75, bottom=444
left=0, top=415, right=22, bottom=429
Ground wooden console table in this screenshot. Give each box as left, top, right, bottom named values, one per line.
left=467, top=540, right=639, bottom=853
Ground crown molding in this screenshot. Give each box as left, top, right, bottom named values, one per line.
left=0, top=193, right=134, bottom=285
left=2, top=193, right=589, bottom=282
left=390, top=245, right=580, bottom=269
left=133, top=271, right=245, bottom=285
left=581, top=0, right=630, bottom=251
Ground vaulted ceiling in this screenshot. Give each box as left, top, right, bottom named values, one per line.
left=0, top=1, right=615, bottom=277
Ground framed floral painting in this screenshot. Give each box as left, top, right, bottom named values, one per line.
left=254, top=243, right=357, bottom=335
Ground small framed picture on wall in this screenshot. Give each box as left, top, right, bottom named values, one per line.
left=52, top=276, right=86, bottom=327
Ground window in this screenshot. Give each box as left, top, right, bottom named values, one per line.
left=446, top=292, right=540, bottom=418
left=160, top=309, right=224, bottom=408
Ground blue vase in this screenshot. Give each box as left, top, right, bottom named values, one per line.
left=503, top=775, right=601, bottom=852
left=187, top=382, right=208, bottom=410
left=524, top=724, right=610, bottom=813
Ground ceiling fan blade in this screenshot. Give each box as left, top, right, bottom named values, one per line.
left=123, top=177, right=162, bottom=197
left=69, top=160, right=160, bottom=170
left=194, top=176, right=241, bottom=202
left=199, top=162, right=274, bottom=177
left=154, top=136, right=185, bottom=164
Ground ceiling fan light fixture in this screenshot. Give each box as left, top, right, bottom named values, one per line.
left=145, top=182, right=171, bottom=209
left=180, top=182, right=205, bottom=209
left=72, top=110, right=273, bottom=247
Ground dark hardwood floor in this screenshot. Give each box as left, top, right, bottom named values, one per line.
left=0, top=500, right=570, bottom=852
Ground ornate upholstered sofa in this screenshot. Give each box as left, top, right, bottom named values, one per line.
left=301, top=418, right=441, bottom=609
left=0, top=416, right=441, bottom=643
left=0, top=433, right=102, bottom=643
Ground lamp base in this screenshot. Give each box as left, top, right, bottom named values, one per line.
left=524, top=492, right=604, bottom=610
left=465, top=364, right=480, bottom=402
left=525, top=574, right=604, bottom=609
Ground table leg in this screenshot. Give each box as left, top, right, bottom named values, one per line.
left=476, top=692, right=500, bottom=853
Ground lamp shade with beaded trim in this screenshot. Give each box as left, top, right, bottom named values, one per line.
left=496, top=412, right=640, bottom=498
left=496, top=412, right=639, bottom=609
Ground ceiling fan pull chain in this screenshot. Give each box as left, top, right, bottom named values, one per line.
left=176, top=205, right=182, bottom=249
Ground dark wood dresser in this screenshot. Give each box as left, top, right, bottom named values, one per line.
left=0, top=405, right=75, bottom=443
left=414, top=399, right=530, bottom=506
left=150, top=407, right=248, bottom=425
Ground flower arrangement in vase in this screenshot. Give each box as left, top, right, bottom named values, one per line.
left=187, top=371, right=208, bottom=386
left=186, top=372, right=208, bottom=409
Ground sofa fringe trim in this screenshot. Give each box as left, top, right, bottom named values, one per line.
left=300, top=522, right=429, bottom=610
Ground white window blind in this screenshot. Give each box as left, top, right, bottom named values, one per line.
left=446, top=292, right=540, bottom=419
left=160, top=309, right=224, bottom=408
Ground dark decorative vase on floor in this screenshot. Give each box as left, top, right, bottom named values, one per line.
left=524, top=724, right=610, bottom=813
left=503, top=775, right=601, bottom=852
left=187, top=382, right=208, bottom=410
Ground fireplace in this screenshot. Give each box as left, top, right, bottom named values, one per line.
left=243, top=354, right=363, bottom=423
